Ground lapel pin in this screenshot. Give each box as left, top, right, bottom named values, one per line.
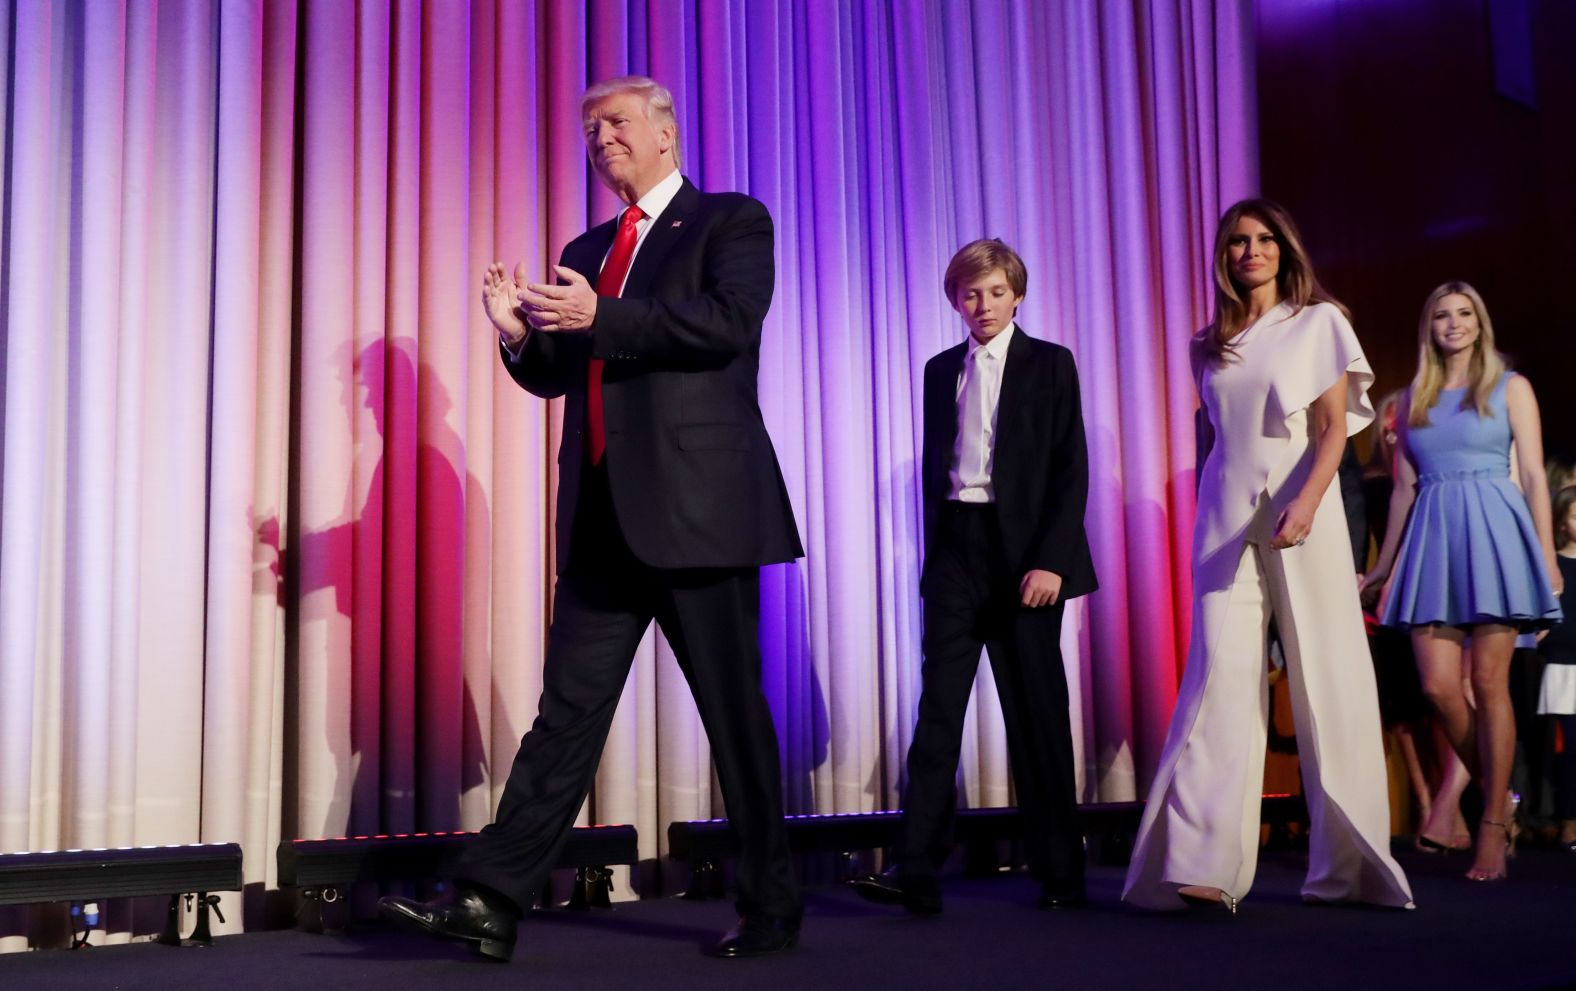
left=671, top=220, right=683, bottom=228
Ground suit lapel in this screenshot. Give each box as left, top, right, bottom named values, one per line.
left=993, top=326, right=1034, bottom=457
left=931, top=343, right=966, bottom=470
left=619, top=178, right=700, bottom=299
left=566, top=221, right=617, bottom=284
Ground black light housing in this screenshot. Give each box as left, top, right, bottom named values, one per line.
left=0, top=842, right=244, bottom=946
left=667, top=797, right=1309, bottom=898
left=277, top=825, right=639, bottom=929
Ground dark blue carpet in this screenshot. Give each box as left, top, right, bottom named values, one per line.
left=2, top=844, right=1572, bottom=990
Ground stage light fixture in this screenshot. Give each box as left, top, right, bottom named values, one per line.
left=668, top=797, right=1309, bottom=898
left=0, top=843, right=243, bottom=947
left=277, top=825, right=639, bottom=931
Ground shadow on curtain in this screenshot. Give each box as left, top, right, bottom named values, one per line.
left=0, top=0, right=1254, bottom=947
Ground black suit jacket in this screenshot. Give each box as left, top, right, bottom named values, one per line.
left=920, top=327, right=1097, bottom=599
left=502, top=178, right=803, bottom=572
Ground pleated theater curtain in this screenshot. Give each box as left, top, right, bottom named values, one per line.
left=0, top=0, right=1253, bottom=948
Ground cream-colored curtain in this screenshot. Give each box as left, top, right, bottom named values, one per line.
left=0, top=0, right=1254, bottom=948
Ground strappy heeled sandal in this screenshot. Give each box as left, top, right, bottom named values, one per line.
left=1465, top=795, right=1520, bottom=882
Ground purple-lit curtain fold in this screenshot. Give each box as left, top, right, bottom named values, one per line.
left=0, top=0, right=1254, bottom=948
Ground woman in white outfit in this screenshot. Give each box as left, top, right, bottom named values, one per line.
left=1122, top=199, right=1413, bottom=912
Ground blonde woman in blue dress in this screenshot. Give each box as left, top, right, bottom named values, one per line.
left=1364, top=282, right=1563, bottom=882
left=1123, top=199, right=1413, bottom=913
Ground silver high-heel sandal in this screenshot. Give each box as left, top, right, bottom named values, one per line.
left=1466, top=793, right=1521, bottom=882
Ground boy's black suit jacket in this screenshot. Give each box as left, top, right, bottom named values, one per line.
left=920, top=327, right=1097, bottom=598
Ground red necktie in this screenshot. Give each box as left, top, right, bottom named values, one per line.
left=587, top=204, right=645, bottom=465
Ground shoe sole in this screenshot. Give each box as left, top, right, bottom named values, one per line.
left=1178, top=891, right=1238, bottom=914
left=849, top=879, right=941, bottom=915
left=849, top=879, right=907, bottom=906
left=715, top=931, right=799, bottom=958
left=378, top=902, right=515, bottom=962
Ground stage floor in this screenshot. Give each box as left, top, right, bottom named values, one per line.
left=4, top=844, right=1573, bottom=990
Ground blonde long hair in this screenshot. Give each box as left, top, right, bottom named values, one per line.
left=1405, top=281, right=1507, bottom=428
left=1198, top=198, right=1345, bottom=367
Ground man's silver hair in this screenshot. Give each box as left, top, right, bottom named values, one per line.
left=580, top=76, right=682, bottom=171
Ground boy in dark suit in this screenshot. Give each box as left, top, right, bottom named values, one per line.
left=853, top=239, right=1097, bottom=913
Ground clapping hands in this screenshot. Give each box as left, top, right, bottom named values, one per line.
left=519, top=266, right=598, bottom=332
left=481, top=263, right=599, bottom=339
left=482, top=262, right=528, bottom=344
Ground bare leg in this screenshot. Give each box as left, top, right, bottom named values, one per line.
left=1396, top=723, right=1430, bottom=832
left=1412, top=626, right=1476, bottom=768
left=1406, top=717, right=1466, bottom=849
left=1435, top=744, right=1473, bottom=848
left=1418, top=744, right=1473, bottom=849
left=1466, top=625, right=1519, bottom=880
left=1452, top=653, right=1478, bottom=844
left=1413, top=627, right=1481, bottom=850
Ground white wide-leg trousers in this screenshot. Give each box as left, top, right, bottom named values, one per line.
left=1123, top=496, right=1413, bottom=910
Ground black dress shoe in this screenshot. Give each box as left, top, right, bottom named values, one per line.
left=849, top=867, right=943, bottom=915
left=1038, top=885, right=1088, bottom=910
left=378, top=883, right=519, bottom=962
left=713, top=915, right=800, bottom=958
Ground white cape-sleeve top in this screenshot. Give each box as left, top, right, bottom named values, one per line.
left=1192, top=300, right=1375, bottom=586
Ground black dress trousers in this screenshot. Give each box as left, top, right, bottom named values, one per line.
left=456, top=462, right=800, bottom=920
left=896, top=501, right=1083, bottom=888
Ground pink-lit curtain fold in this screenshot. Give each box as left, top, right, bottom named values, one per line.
left=0, top=0, right=1253, bottom=948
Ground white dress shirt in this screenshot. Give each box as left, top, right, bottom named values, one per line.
left=601, top=166, right=684, bottom=292
left=948, top=321, right=1016, bottom=503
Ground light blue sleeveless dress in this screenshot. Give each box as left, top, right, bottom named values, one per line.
left=1381, top=375, right=1561, bottom=631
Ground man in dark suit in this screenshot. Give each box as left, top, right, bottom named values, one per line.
left=379, top=76, right=803, bottom=961
left=852, top=239, right=1097, bottom=913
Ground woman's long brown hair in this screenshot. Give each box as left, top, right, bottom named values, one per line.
left=1198, top=198, right=1346, bottom=367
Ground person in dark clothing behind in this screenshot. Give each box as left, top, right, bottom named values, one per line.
left=1537, top=485, right=1576, bottom=850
